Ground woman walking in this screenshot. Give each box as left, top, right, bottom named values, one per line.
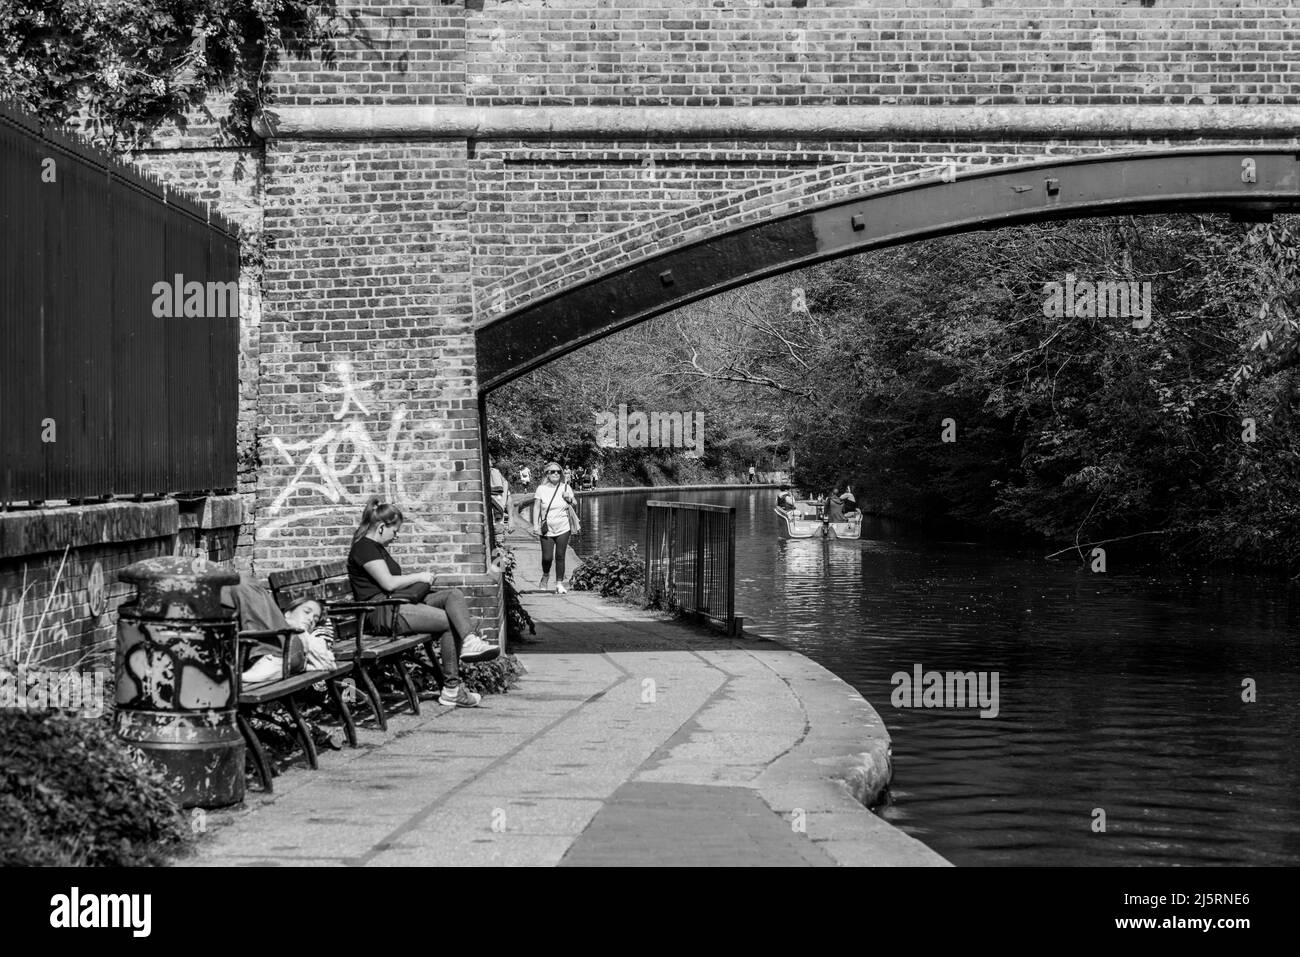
left=533, top=461, right=577, bottom=594
left=347, top=497, right=497, bottom=708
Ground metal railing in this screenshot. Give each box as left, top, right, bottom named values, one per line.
left=644, top=501, right=740, bottom=635
left=0, top=98, right=240, bottom=504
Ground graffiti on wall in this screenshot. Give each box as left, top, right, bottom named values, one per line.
left=0, top=549, right=109, bottom=669
left=260, top=362, right=448, bottom=539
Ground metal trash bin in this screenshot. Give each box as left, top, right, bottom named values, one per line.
left=114, top=556, right=243, bottom=808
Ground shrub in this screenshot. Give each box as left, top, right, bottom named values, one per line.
left=492, top=542, right=536, bottom=642
left=0, top=711, right=191, bottom=866
left=645, top=584, right=684, bottom=617
left=459, top=654, right=527, bottom=695
left=569, top=546, right=643, bottom=599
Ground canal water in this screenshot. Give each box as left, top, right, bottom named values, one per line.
left=570, top=487, right=1300, bottom=866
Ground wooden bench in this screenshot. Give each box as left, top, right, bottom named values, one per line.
left=235, top=627, right=358, bottom=793
left=267, top=561, right=446, bottom=733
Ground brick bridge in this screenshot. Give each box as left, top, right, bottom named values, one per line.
left=136, top=0, right=1300, bottom=588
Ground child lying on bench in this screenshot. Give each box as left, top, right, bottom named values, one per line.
left=242, top=597, right=337, bottom=684
left=223, top=583, right=336, bottom=684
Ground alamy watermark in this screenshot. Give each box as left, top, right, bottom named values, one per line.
left=151, top=273, right=239, bottom=318
left=891, top=663, right=1000, bottom=718
left=1, top=666, right=109, bottom=717
left=1042, top=273, right=1152, bottom=329
left=50, top=887, right=151, bottom=937
left=595, top=404, right=704, bottom=456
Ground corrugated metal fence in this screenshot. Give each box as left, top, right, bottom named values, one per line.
left=644, top=501, right=739, bottom=635
left=0, top=99, right=240, bottom=504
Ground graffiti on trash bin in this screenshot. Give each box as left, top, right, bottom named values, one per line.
left=115, top=619, right=234, bottom=710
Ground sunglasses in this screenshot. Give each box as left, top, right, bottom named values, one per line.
left=546, top=470, right=561, bottom=475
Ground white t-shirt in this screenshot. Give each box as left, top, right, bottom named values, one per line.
left=533, top=482, right=576, bottom=536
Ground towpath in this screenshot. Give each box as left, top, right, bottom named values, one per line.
left=180, top=582, right=946, bottom=867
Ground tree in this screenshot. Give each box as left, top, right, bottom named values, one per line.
left=0, top=0, right=338, bottom=146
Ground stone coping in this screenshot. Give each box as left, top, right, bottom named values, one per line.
left=254, top=104, right=1300, bottom=141
left=0, top=495, right=243, bottom=560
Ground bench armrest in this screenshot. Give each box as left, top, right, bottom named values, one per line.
left=236, top=634, right=257, bottom=674
left=324, top=607, right=369, bottom=656
left=238, top=627, right=300, bottom=641
left=326, top=600, right=411, bottom=651
left=328, top=599, right=403, bottom=614
left=238, top=627, right=302, bottom=681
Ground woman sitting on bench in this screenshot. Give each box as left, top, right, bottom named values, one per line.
left=347, top=497, right=496, bottom=709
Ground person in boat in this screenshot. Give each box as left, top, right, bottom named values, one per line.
left=826, top=487, right=846, bottom=522
left=776, top=484, right=796, bottom=511
left=839, top=485, right=861, bottom=520
left=832, top=486, right=863, bottom=522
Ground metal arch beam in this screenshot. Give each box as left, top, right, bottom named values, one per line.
left=475, top=147, right=1300, bottom=393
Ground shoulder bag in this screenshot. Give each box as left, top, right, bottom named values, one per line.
left=565, top=486, right=582, bottom=536
left=373, top=580, right=432, bottom=636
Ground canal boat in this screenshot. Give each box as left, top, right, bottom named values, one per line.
left=828, top=517, right=863, bottom=540
left=774, top=508, right=824, bottom=538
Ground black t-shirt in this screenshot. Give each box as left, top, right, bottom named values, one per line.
left=348, top=536, right=401, bottom=602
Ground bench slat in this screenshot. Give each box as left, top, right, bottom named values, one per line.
left=335, top=634, right=429, bottom=662
left=275, top=578, right=352, bottom=610
left=267, top=560, right=349, bottom=589
left=239, top=663, right=354, bottom=704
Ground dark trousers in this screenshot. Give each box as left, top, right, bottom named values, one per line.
left=540, top=532, right=572, bottom=580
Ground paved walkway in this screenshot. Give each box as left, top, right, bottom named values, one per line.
left=180, top=588, right=946, bottom=867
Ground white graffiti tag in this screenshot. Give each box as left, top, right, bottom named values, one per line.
left=320, top=361, right=375, bottom=420
left=260, top=366, right=446, bottom=539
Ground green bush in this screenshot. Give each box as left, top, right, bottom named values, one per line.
left=0, top=711, right=191, bottom=866
left=570, top=546, right=644, bottom=599
left=491, top=542, right=536, bottom=642
left=644, top=584, right=683, bottom=617
left=459, top=654, right=527, bottom=695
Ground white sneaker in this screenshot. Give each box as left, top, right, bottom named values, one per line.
left=555, top=581, right=567, bottom=594
left=539, top=575, right=550, bottom=590
left=241, top=655, right=282, bottom=685
left=460, top=634, right=499, bottom=662
left=438, top=683, right=482, bottom=708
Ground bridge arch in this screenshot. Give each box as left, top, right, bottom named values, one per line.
left=476, top=146, right=1300, bottom=392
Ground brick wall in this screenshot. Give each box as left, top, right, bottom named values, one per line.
left=260, top=1, right=1300, bottom=111
left=464, top=0, right=1295, bottom=108
left=273, top=2, right=467, bottom=105
left=0, top=541, right=160, bottom=671
left=0, top=499, right=243, bottom=670
left=257, top=138, right=486, bottom=576
left=472, top=133, right=1297, bottom=317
